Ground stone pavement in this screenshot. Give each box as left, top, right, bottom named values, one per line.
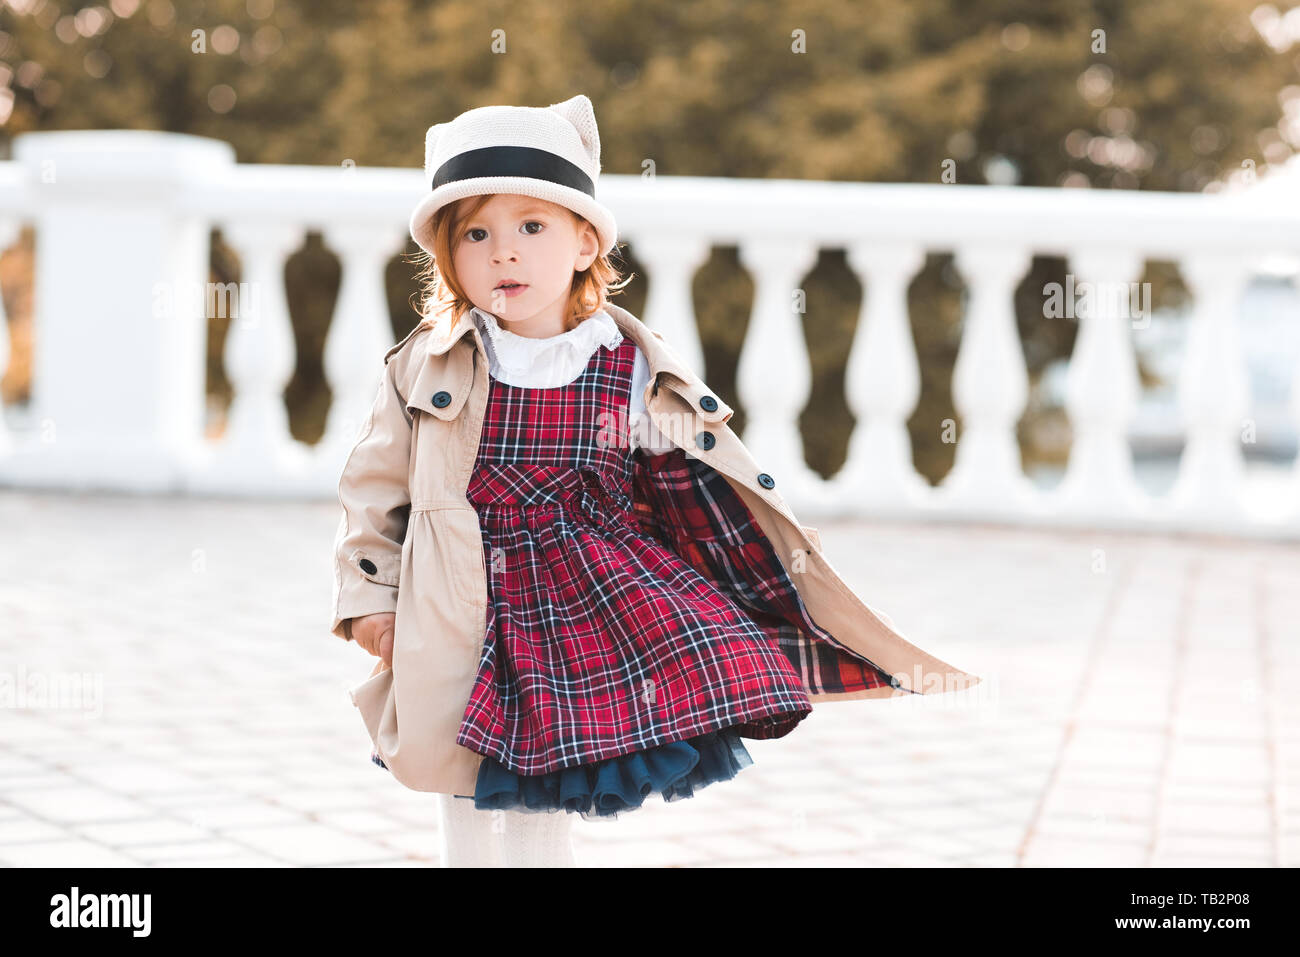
left=0, top=488, right=1295, bottom=867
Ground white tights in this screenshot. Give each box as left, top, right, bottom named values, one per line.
left=435, top=794, right=576, bottom=867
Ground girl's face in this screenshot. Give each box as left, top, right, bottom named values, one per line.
left=451, top=193, right=599, bottom=338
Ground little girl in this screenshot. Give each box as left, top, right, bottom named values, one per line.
left=331, top=95, right=979, bottom=867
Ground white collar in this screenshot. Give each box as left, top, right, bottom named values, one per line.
left=470, top=305, right=624, bottom=387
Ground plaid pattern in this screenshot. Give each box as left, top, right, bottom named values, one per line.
left=455, top=337, right=813, bottom=775
left=631, top=449, right=895, bottom=697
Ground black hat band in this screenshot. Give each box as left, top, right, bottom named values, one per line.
left=432, top=146, right=594, bottom=197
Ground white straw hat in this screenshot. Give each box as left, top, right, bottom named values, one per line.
left=408, top=94, right=618, bottom=260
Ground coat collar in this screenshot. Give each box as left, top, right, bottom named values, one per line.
left=406, top=300, right=733, bottom=428
left=423, top=301, right=696, bottom=386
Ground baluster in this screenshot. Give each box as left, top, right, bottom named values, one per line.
left=833, top=241, right=928, bottom=510
left=1289, top=271, right=1300, bottom=527
left=199, top=222, right=307, bottom=491
left=1053, top=250, right=1147, bottom=518
left=940, top=245, right=1039, bottom=513
left=319, top=226, right=407, bottom=470
left=736, top=238, right=821, bottom=506
left=635, top=234, right=710, bottom=374
left=1168, top=253, right=1253, bottom=523
left=0, top=220, right=17, bottom=455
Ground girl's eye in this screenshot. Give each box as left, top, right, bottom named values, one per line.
left=464, top=222, right=542, bottom=242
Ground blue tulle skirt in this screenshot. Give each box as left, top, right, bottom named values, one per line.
left=372, top=727, right=754, bottom=822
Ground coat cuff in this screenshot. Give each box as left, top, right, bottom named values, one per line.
left=331, top=544, right=403, bottom=639
left=330, top=578, right=400, bottom=640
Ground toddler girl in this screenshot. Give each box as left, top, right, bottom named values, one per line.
left=332, top=94, right=978, bottom=867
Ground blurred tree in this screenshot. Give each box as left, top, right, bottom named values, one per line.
left=1, top=0, right=1295, bottom=476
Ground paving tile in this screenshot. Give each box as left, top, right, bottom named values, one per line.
left=664, top=831, right=788, bottom=863
left=572, top=836, right=716, bottom=867
left=756, top=822, right=871, bottom=856
left=1034, top=813, right=1152, bottom=843
left=1150, top=853, right=1272, bottom=867
left=1154, top=831, right=1275, bottom=860
left=1040, top=783, right=1159, bottom=819
left=315, top=809, right=411, bottom=835
left=0, top=819, right=71, bottom=844
left=0, top=840, right=146, bottom=867
left=365, top=828, right=441, bottom=860
left=3, top=786, right=155, bottom=824
left=129, top=840, right=249, bottom=862
left=218, top=822, right=398, bottom=865
left=1159, top=802, right=1272, bottom=837
left=1021, top=837, right=1148, bottom=867
left=0, top=490, right=1288, bottom=868
left=168, top=854, right=294, bottom=868
left=74, top=818, right=217, bottom=846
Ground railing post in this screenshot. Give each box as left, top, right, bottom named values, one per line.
left=1169, top=252, right=1253, bottom=524
left=1053, top=249, right=1148, bottom=519
left=318, top=226, right=408, bottom=475
left=636, top=234, right=711, bottom=375
left=1290, top=273, right=1300, bottom=529
left=940, top=245, right=1039, bottom=515
left=190, top=221, right=309, bottom=494
left=736, top=238, right=822, bottom=507
left=0, top=131, right=232, bottom=492
left=835, top=241, right=928, bottom=510
left=0, top=219, right=19, bottom=455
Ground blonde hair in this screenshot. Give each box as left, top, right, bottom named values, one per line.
left=407, top=194, right=631, bottom=335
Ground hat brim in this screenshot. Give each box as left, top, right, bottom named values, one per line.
left=408, top=177, right=618, bottom=261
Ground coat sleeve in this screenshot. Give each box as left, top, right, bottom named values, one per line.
left=329, top=356, right=413, bottom=640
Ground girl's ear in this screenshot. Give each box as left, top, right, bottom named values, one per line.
left=548, top=94, right=601, bottom=171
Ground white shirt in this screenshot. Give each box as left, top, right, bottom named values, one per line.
left=469, top=306, right=678, bottom=454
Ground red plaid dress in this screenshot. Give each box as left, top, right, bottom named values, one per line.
left=455, top=335, right=813, bottom=775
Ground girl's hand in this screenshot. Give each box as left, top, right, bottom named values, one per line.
left=351, top=612, right=395, bottom=667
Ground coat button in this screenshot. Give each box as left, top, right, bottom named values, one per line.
left=696, top=431, right=715, bottom=451
left=432, top=391, right=452, bottom=408
left=757, top=472, right=775, bottom=489
left=699, top=395, right=718, bottom=413
left=359, top=558, right=378, bottom=574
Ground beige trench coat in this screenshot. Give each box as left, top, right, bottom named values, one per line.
left=331, top=301, right=980, bottom=797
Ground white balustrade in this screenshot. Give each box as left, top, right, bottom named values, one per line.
left=2, top=131, right=229, bottom=492
left=0, top=219, right=17, bottom=456
left=834, top=241, right=928, bottom=512
left=940, top=245, right=1039, bottom=517
left=193, top=222, right=310, bottom=495
left=1168, top=252, right=1254, bottom=526
left=1290, top=285, right=1300, bottom=529
left=734, top=237, right=822, bottom=504
left=319, top=225, right=411, bottom=469
left=0, top=130, right=1296, bottom=541
left=634, top=234, right=710, bottom=377
left=1054, top=249, right=1149, bottom=521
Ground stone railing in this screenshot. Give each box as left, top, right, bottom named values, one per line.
left=0, top=130, right=1297, bottom=539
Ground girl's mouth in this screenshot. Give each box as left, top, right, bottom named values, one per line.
left=495, top=283, right=528, bottom=298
